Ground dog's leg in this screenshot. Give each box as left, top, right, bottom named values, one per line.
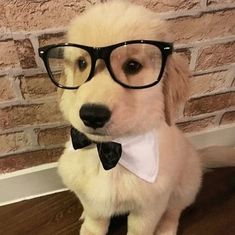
left=156, top=156, right=202, bottom=235
left=155, top=209, right=181, bottom=235
left=80, top=215, right=110, bottom=235
left=127, top=209, right=165, bottom=235
left=127, top=196, right=170, bottom=235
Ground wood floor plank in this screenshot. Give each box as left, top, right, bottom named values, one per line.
left=0, top=167, right=234, bottom=235
left=178, top=167, right=235, bottom=235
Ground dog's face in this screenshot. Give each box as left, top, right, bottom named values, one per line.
left=59, top=2, right=189, bottom=142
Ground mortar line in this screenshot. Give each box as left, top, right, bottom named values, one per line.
left=189, top=88, right=235, bottom=99
left=192, top=64, right=235, bottom=75
left=29, top=35, right=44, bottom=69
left=176, top=113, right=216, bottom=124
left=200, top=0, right=207, bottom=10
left=160, top=4, right=235, bottom=20
left=189, top=47, right=199, bottom=71
left=0, top=144, right=65, bottom=158
left=24, top=128, right=40, bottom=148
left=215, top=112, right=225, bottom=126
left=10, top=28, right=67, bottom=40
left=0, top=97, right=60, bottom=109
left=11, top=75, right=24, bottom=101
left=174, top=35, right=235, bottom=50
left=177, top=106, right=235, bottom=123
left=0, top=122, right=70, bottom=135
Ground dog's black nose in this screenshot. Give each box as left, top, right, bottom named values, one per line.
left=79, top=104, right=111, bottom=129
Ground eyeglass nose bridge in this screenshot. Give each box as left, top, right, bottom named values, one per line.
left=88, top=47, right=111, bottom=79
left=93, top=47, right=110, bottom=61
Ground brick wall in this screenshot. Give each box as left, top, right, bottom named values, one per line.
left=0, top=0, right=234, bottom=173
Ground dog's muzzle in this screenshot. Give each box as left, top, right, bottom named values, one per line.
left=79, top=103, right=111, bottom=129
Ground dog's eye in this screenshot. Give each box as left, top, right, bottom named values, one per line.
left=122, top=59, right=143, bottom=75
left=76, top=57, right=87, bottom=72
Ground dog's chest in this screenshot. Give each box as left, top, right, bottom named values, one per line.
left=58, top=146, right=139, bottom=216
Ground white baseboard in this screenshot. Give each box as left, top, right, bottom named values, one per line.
left=187, top=124, right=235, bottom=148
left=0, top=163, right=67, bottom=207
left=0, top=125, right=234, bottom=207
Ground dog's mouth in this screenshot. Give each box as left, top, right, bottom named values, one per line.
left=85, top=131, right=114, bottom=142
left=80, top=126, right=115, bottom=142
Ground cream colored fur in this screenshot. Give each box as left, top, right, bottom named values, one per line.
left=57, top=2, right=235, bottom=235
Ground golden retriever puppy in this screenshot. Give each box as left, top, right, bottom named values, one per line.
left=39, top=1, right=235, bottom=235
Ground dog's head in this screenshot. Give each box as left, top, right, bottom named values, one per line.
left=59, top=1, right=189, bottom=142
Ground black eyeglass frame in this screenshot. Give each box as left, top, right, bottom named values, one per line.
left=38, top=40, right=173, bottom=89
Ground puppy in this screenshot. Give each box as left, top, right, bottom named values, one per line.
left=54, top=2, right=235, bottom=235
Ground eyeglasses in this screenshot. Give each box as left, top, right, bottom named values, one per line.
left=38, top=40, right=173, bottom=89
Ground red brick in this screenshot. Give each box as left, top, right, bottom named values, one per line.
left=177, top=116, right=216, bottom=133
left=130, top=0, right=200, bottom=12
left=0, top=40, right=19, bottom=70
left=15, top=39, right=37, bottom=69
left=184, top=92, right=235, bottom=116
left=0, top=102, right=64, bottom=130
left=37, top=126, right=70, bottom=147
left=4, top=0, right=97, bottom=32
left=190, top=71, right=233, bottom=97
left=0, top=148, right=63, bottom=173
left=20, top=74, right=57, bottom=99
left=167, top=9, right=235, bottom=43
left=220, top=111, right=235, bottom=125
left=38, top=33, right=66, bottom=47
left=196, top=42, right=235, bottom=71
left=0, top=76, right=15, bottom=101
left=0, top=131, right=30, bottom=154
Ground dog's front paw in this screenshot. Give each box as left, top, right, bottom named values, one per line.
left=79, top=216, right=109, bottom=235
left=155, top=232, right=176, bottom=235
left=80, top=225, right=107, bottom=235
left=155, top=229, right=177, bottom=235
left=80, top=225, right=96, bottom=235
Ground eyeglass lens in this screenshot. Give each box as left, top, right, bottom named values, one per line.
left=47, top=46, right=92, bottom=88
left=110, top=44, right=162, bottom=87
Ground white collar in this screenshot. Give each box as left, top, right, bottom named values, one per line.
left=68, top=130, right=159, bottom=183
left=115, top=130, right=159, bottom=183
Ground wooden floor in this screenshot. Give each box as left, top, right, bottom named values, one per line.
left=0, top=167, right=234, bottom=235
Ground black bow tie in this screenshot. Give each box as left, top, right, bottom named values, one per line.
left=70, top=127, right=122, bottom=170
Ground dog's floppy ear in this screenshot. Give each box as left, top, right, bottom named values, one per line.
left=162, top=54, right=190, bottom=126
